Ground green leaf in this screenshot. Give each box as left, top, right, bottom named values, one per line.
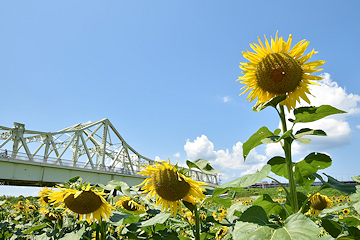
left=213, top=164, right=271, bottom=197
left=252, top=194, right=288, bottom=219
left=295, top=137, right=312, bottom=144
left=347, top=226, right=360, bottom=239
left=294, top=128, right=327, bottom=144
left=123, top=215, right=141, bottom=225
left=272, top=213, right=320, bottom=239
left=352, top=176, right=360, bottom=183
left=295, top=153, right=332, bottom=189
left=267, top=156, right=288, bottom=179
left=239, top=206, right=269, bottom=225
left=99, top=180, right=132, bottom=197
left=233, top=213, right=319, bottom=240
left=274, top=128, right=281, bottom=136
left=58, top=226, right=86, bottom=240
left=204, top=196, right=232, bottom=208
left=186, top=159, right=220, bottom=174
left=233, top=221, right=274, bottom=239
left=313, top=173, right=357, bottom=195
left=226, top=201, right=250, bottom=223
left=252, top=95, right=286, bottom=112
left=22, top=223, right=47, bottom=234
left=294, top=128, right=327, bottom=138
left=339, top=216, right=360, bottom=227
left=295, top=191, right=311, bottom=214
left=137, top=212, right=171, bottom=227
left=243, top=127, right=274, bottom=160
left=293, top=105, right=346, bottom=123
left=318, top=203, right=351, bottom=218
left=350, top=186, right=360, bottom=215
left=321, top=219, right=343, bottom=238
left=109, top=211, right=130, bottom=226
left=68, top=176, right=81, bottom=183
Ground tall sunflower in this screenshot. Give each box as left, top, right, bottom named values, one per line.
left=237, top=32, right=325, bottom=111
left=137, top=159, right=207, bottom=216
left=48, top=183, right=114, bottom=223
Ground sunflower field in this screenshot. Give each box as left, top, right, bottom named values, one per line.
left=1, top=173, right=360, bottom=240
left=2, top=32, right=360, bottom=239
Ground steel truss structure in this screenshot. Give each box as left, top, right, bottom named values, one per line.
left=0, top=119, right=218, bottom=185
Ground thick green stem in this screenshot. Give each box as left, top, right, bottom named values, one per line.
left=194, top=206, right=201, bottom=240
left=279, top=105, right=298, bottom=213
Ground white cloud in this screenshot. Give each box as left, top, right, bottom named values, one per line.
left=218, top=172, right=236, bottom=181
left=357, top=125, right=360, bottom=129
left=222, top=96, right=231, bottom=102
left=184, top=135, right=217, bottom=161
left=184, top=135, right=267, bottom=175
left=173, top=152, right=180, bottom=158
left=301, top=73, right=360, bottom=116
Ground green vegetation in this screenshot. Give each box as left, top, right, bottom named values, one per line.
left=231, top=185, right=348, bottom=199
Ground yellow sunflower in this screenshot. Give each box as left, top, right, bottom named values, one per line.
left=215, top=226, right=228, bottom=240
left=137, top=159, right=207, bottom=216
left=237, top=31, right=325, bottom=111
left=343, top=208, right=350, bottom=216
left=307, top=193, right=333, bottom=216
left=38, top=187, right=53, bottom=206
left=48, top=183, right=114, bottom=223
left=115, top=196, right=146, bottom=213
left=39, top=207, right=62, bottom=221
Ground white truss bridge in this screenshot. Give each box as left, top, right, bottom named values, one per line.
left=0, top=119, right=218, bottom=187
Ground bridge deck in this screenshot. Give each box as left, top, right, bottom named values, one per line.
left=0, top=151, right=218, bottom=188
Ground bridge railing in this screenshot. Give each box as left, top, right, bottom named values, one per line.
left=0, top=149, right=144, bottom=175
left=0, top=149, right=218, bottom=185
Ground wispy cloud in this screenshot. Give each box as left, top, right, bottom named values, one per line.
left=222, top=96, right=230, bottom=102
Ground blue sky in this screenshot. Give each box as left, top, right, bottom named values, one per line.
left=1, top=1, right=360, bottom=196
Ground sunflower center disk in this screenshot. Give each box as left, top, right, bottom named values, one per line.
left=153, top=168, right=191, bottom=201
left=255, top=53, right=303, bottom=94
left=64, top=191, right=103, bottom=214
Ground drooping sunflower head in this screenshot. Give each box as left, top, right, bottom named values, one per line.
left=115, top=196, right=146, bottom=213
left=48, top=183, right=115, bottom=223
left=15, top=201, right=25, bottom=211
left=237, top=31, right=325, bottom=111
left=38, top=187, right=53, bottom=206
left=39, top=207, right=63, bottom=221
left=137, top=158, right=208, bottom=216
left=308, top=193, right=333, bottom=216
